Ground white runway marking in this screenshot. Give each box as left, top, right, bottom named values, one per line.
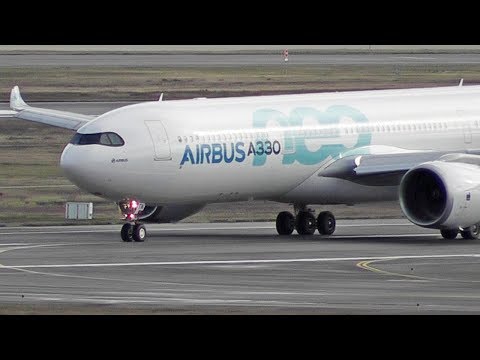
left=0, top=185, right=75, bottom=189
left=396, top=56, right=436, bottom=60
left=0, top=225, right=273, bottom=236
left=0, top=244, right=32, bottom=246
left=337, top=234, right=438, bottom=239
left=4, top=254, right=480, bottom=269
left=0, top=222, right=419, bottom=236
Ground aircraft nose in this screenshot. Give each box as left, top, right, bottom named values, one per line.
left=60, top=144, right=82, bottom=183
left=60, top=144, right=112, bottom=197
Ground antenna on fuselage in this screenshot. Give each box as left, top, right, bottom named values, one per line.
left=459, top=79, right=464, bottom=87
left=159, top=93, right=164, bottom=101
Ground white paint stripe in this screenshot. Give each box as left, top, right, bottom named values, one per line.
left=0, top=226, right=274, bottom=236
left=0, top=223, right=420, bottom=236
left=2, top=220, right=412, bottom=230
left=0, top=185, right=75, bottom=189
left=396, top=56, right=435, bottom=60
left=342, top=223, right=414, bottom=227
left=0, top=243, right=31, bottom=246
left=5, top=254, right=480, bottom=269
left=337, top=234, right=438, bottom=239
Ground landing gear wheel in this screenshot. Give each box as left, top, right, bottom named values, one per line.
left=317, top=211, right=336, bottom=235
left=296, top=212, right=316, bottom=236
left=461, top=224, right=480, bottom=240
left=121, top=223, right=134, bottom=242
left=133, top=224, right=147, bottom=242
left=276, top=211, right=295, bottom=235
left=441, top=229, right=459, bottom=240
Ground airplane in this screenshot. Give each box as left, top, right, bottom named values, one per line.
left=1, top=82, right=480, bottom=243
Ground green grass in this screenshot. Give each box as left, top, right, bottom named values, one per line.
left=1, top=65, right=479, bottom=101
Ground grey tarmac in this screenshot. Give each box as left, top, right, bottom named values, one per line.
left=2, top=53, right=480, bottom=67
left=1, top=219, right=480, bottom=314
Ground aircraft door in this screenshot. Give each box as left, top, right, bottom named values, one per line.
left=145, top=120, right=172, bottom=161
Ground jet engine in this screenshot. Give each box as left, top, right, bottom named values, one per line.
left=399, top=160, right=480, bottom=229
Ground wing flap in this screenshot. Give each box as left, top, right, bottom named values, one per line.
left=319, top=150, right=480, bottom=186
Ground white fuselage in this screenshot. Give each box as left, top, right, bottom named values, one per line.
left=60, top=86, right=480, bottom=206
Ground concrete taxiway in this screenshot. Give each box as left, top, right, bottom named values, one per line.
left=1, top=219, right=480, bottom=314
left=1, top=53, right=480, bottom=67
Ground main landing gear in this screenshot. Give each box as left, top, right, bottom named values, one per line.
left=119, top=199, right=147, bottom=242
left=276, top=205, right=336, bottom=236
left=441, top=223, right=480, bottom=240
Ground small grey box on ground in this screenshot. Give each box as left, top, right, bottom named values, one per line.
left=65, top=202, right=93, bottom=220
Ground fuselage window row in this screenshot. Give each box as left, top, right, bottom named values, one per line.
left=174, top=120, right=480, bottom=144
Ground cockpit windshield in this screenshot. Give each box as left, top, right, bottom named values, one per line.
left=70, top=132, right=125, bottom=147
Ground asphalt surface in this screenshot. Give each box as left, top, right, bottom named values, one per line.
left=1, top=219, right=480, bottom=314
left=1, top=53, right=480, bottom=67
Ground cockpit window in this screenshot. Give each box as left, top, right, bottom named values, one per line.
left=70, top=132, right=125, bottom=147
left=100, top=133, right=112, bottom=145
left=107, top=133, right=124, bottom=146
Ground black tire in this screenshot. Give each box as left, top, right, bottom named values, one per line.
left=441, top=229, right=458, bottom=240
left=121, top=223, right=133, bottom=242
left=296, top=212, right=316, bottom=236
left=461, top=224, right=480, bottom=240
left=133, top=224, right=147, bottom=242
left=276, top=211, right=295, bottom=235
left=317, top=211, right=336, bottom=235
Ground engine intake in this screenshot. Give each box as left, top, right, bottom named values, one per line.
left=400, top=167, right=450, bottom=227
left=399, top=161, right=480, bottom=229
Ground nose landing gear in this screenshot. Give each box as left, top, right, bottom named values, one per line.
left=121, top=223, right=147, bottom=242
left=119, top=199, right=148, bottom=242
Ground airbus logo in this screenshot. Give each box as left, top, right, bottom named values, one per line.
left=180, top=105, right=371, bottom=167
left=180, top=141, right=282, bottom=166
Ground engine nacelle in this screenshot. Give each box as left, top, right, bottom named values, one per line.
left=399, top=161, right=480, bottom=229
left=138, top=204, right=205, bottom=223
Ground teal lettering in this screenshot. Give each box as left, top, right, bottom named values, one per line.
left=223, top=143, right=235, bottom=164
left=180, top=145, right=195, bottom=166
left=235, top=142, right=246, bottom=162
left=212, top=143, right=223, bottom=164
left=200, top=144, right=211, bottom=164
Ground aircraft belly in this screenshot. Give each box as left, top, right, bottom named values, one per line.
left=280, top=175, right=398, bottom=205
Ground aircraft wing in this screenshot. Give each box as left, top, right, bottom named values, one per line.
left=0, top=86, right=95, bottom=130
left=318, top=149, right=480, bottom=186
